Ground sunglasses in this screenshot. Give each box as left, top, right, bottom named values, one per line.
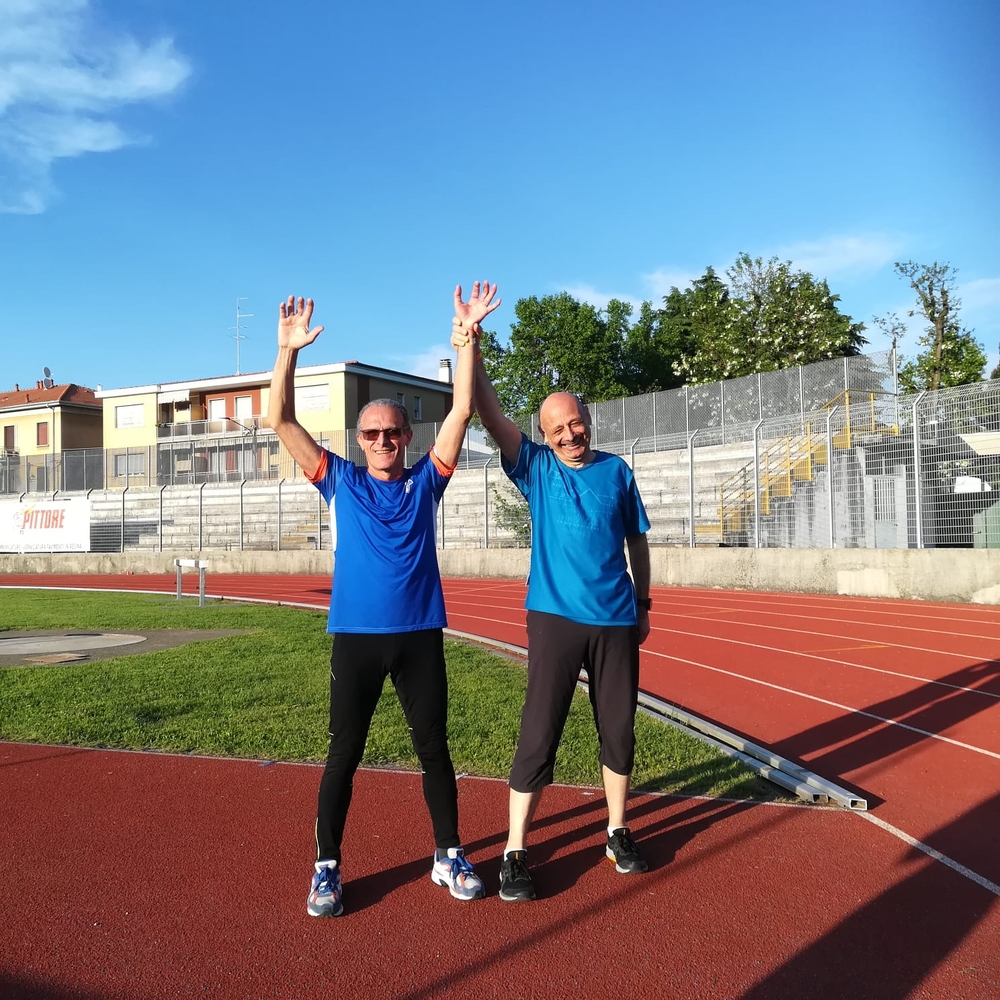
left=358, top=427, right=407, bottom=442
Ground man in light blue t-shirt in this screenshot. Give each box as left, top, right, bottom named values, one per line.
left=268, top=284, right=500, bottom=918
left=452, top=316, right=653, bottom=903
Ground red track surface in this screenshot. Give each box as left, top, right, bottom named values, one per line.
left=2, top=572, right=999, bottom=999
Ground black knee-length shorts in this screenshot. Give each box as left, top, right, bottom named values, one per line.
left=509, top=610, right=640, bottom=793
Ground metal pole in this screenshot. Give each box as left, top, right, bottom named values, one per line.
left=120, top=484, right=128, bottom=554
left=912, top=391, right=927, bottom=549
left=652, top=392, right=657, bottom=453
left=752, top=419, right=763, bottom=548
left=826, top=406, right=837, bottom=548
left=688, top=429, right=699, bottom=548
left=277, top=479, right=284, bottom=551
left=158, top=484, right=167, bottom=552
left=483, top=453, right=494, bottom=548
left=239, top=479, right=245, bottom=551
left=799, top=366, right=805, bottom=422
left=758, top=372, right=763, bottom=421
left=199, top=482, right=206, bottom=551
left=628, top=438, right=639, bottom=470
left=720, top=382, right=726, bottom=445
left=317, top=486, right=323, bottom=550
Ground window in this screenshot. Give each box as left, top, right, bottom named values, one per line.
left=208, top=398, right=227, bottom=421
left=396, top=392, right=405, bottom=406
left=113, top=451, right=146, bottom=477
left=413, top=395, right=422, bottom=421
left=294, top=383, right=329, bottom=412
left=235, top=395, right=253, bottom=419
left=37, top=421, right=49, bottom=447
left=115, top=403, right=145, bottom=428
left=3, top=425, right=14, bottom=451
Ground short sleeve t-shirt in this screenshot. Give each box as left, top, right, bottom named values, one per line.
left=502, top=435, right=650, bottom=626
left=310, top=449, right=451, bottom=634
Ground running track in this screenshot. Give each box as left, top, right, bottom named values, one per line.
left=2, top=573, right=998, bottom=999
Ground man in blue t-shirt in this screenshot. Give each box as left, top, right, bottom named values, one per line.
left=452, top=316, right=653, bottom=903
left=268, top=285, right=500, bottom=917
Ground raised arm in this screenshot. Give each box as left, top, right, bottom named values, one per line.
left=434, top=282, right=502, bottom=467
left=451, top=319, right=522, bottom=465
left=266, top=295, right=325, bottom=480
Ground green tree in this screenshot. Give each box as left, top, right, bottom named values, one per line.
left=893, top=261, right=986, bottom=392
left=482, top=292, right=630, bottom=416
left=674, top=255, right=866, bottom=384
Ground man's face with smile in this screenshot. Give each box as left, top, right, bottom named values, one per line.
left=539, top=393, right=592, bottom=468
left=357, top=404, right=412, bottom=480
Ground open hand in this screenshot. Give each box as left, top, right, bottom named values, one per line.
left=453, top=281, right=501, bottom=328
left=278, top=296, right=324, bottom=350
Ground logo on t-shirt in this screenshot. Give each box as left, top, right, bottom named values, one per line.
left=405, top=478, right=414, bottom=494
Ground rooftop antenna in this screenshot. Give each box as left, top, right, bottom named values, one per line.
left=229, top=298, right=254, bottom=374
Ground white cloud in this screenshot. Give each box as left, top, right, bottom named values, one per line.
left=391, top=344, right=454, bottom=381
left=0, top=0, right=190, bottom=213
left=642, top=269, right=698, bottom=299
left=774, top=234, right=903, bottom=278
left=562, top=283, right=644, bottom=313
left=960, top=277, right=1000, bottom=313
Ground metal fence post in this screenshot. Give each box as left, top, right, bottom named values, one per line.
left=158, top=484, right=166, bottom=552
left=799, top=366, right=805, bottom=422
left=199, top=482, right=206, bottom=551
left=688, top=429, right=699, bottom=548
left=753, top=419, right=763, bottom=548
left=826, top=406, right=837, bottom=548
left=120, top=484, right=128, bottom=553
left=277, top=479, right=284, bottom=551
left=317, top=486, right=322, bottom=550
left=483, top=454, right=493, bottom=548
left=912, top=391, right=927, bottom=549
left=239, top=479, right=246, bottom=551
left=720, top=382, right=726, bottom=445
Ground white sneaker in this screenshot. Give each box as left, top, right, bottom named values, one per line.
left=430, top=847, right=485, bottom=901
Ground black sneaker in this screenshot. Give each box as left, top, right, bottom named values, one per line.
left=606, top=827, right=648, bottom=873
left=499, top=850, right=536, bottom=901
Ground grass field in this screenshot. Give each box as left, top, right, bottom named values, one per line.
left=0, top=588, right=779, bottom=800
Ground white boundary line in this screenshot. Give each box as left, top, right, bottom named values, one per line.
left=854, top=810, right=1000, bottom=898
left=642, top=648, right=1000, bottom=761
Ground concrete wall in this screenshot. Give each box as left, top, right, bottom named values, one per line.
left=3, top=546, right=999, bottom=604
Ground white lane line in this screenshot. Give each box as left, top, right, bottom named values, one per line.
left=654, top=585, right=1000, bottom=625
left=855, top=810, right=1000, bottom=898
left=661, top=602, right=1000, bottom=645
left=661, top=610, right=1000, bottom=666
left=654, top=625, right=1000, bottom=702
left=642, top=648, right=1000, bottom=761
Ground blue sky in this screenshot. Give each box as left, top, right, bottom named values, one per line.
left=2, top=0, right=998, bottom=394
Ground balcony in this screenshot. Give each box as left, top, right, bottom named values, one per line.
left=156, top=415, right=267, bottom=440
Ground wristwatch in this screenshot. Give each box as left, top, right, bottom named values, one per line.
left=637, top=597, right=652, bottom=611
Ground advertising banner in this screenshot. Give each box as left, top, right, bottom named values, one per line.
left=0, top=497, right=92, bottom=553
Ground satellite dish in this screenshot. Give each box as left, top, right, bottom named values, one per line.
left=43, top=366, right=51, bottom=378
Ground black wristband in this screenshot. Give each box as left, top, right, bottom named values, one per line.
left=637, top=597, right=652, bottom=611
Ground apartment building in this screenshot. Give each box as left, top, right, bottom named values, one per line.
left=0, top=380, right=103, bottom=491
left=95, top=359, right=455, bottom=485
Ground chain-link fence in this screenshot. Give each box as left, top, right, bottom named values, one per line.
left=7, top=347, right=1000, bottom=551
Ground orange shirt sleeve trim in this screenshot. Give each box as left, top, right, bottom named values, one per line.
left=306, top=450, right=329, bottom=484
left=429, top=447, right=455, bottom=478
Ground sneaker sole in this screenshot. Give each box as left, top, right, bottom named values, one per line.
left=307, top=901, right=344, bottom=917
left=606, top=849, right=648, bottom=874
left=430, top=871, right=485, bottom=901
left=499, top=889, right=536, bottom=902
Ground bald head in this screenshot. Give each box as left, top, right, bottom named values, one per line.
left=539, top=392, right=592, bottom=468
